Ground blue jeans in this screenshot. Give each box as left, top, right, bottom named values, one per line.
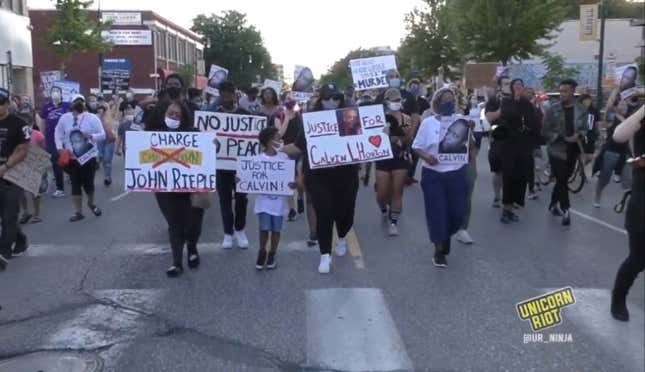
left=97, top=140, right=115, bottom=181
left=421, top=166, right=468, bottom=244
left=258, top=213, right=284, bottom=232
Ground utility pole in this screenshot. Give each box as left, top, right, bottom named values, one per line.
left=596, top=0, right=606, bottom=109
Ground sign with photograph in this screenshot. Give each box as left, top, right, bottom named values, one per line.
left=124, top=131, right=217, bottom=192
left=194, top=111, right=268, bottom=171
left=206, top=65, right=229, bottom=96
left=40, top=71, right=63, bottom=98
left=102, top=30, right=152, bottom=45
left=101, top=12, right=142, bottom=26
left=52, top=80, right=80, bottom=102
left=2, top=145, right=50, bottom=195
left=302, top=104, right=392, bottom=169
left=615, top=64, right=639, bottom=92
left=291, top=65, right=314, bottom=101
left=236, top=155, right=295, bottom=196
left=349, top=55, right=397, bottom=91
left=437, top=116, right=470, bottom=165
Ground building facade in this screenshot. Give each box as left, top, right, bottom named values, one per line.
left=0, top=0, right=34, bottom=98
left=30, top=9, right=205, bottom=103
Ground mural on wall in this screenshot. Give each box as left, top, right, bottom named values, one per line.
left=501, top=63, right=599, bottom=91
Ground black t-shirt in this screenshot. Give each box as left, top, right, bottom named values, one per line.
left=564, top=106, right=574, bottom=137
left=120, top=99, right=139, bottom=112
left=0, top=114, right=30, bottom=165
left=282, top=115, right=302, bottom=145
left=416, top=97, right=430, bottom=115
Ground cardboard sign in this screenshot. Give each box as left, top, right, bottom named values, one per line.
left=237, top=155, right=295, bottom=196
left=263, top=79, right=282, bottom=96
left=302, top=104, right=392, bottom=169
left=437, top=116, right=470, bottom=165
left=52, top=80, right=80, bottom=102
left=615, top=64, right=638, bottom=91
left=3, top=145, right=50, bottom=195
left=206, top=65, right=229, bottom=96
left=194, top=111, right=268, bottom=171
left=124, top=131, right=217, bottom=192
left=101, top=58, right=131, bottom=94
left=349, top=55, right=397, bottom=91
left=40, top=71, right=63, bottom=97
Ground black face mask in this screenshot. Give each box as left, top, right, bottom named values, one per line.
left=222, top=100, right=236, bottom=110
left=73, top=102, right=86, bottom=113
left=167, top=87, right=182, bottom=100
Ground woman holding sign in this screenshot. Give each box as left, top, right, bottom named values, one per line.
left=145, top=101, right=205, bottom=277
left=412, top=88, right=469, bottom=268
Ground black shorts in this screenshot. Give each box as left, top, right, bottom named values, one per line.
left=66, top=158, right=97, bottom=196
left=488, top=140, right=503, bottom=173
left=376, top=158, right=410, bottom=172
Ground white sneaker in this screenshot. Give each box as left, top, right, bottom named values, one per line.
left=52, top=190, right=65, bottom=198
left=318, top=254, right=332, bottom=274
left=234, top=230, right=249, bottom=249
left=456, top=229, right=474, bottom=244
left=388, top=223, right=400, bottom=237
left=592, top=201, right=601, bottom=208
left=222, top=234, right=234, bottom=249
left=335, top=238, right=348, bottom=257
left=613, top=175, right=622, bottom=183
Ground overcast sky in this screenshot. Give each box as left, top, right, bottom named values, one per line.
left=28, top=0, right=423, bottom=80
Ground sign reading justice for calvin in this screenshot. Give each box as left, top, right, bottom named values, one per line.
left=124, top=131, right=216, bottom=192
left=302, top=104, right=392, bottom=169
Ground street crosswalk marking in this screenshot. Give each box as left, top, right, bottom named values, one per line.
left=332, top=227, right=366, bottom=270
left=569, top=209, right=628, bottom=235
left=305, top=288, right=413, bottom=371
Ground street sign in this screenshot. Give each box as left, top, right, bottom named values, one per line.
left=579, top=4, right=599, bottom=41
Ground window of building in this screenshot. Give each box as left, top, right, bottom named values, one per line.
left=169, top=34, right=177, bottom=62
left=157, top=31, right=167, bottom=59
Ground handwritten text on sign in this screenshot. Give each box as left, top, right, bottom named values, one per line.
left=3, top=145, right=50, bottom=195
left=237, top=155, right=295, bottom=196
left=125, top=131, right=216, bottom=192
left=195, top=111, right=268, bottom=171
left=303, top=105, right=393, bottom=169
left=349, top=55, right=397, bottom=91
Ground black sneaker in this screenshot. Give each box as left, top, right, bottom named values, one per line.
left=549, top=203, right=563, bottom=217
left=266, top=251, right=277, bottom=270
left=70, top=213, right=85, bottom=222
left=187, top=254, right=200, bottom=269
left=611, top=292, right=629, bottom=322
left=307, top=234, right=318, bottom=247
left=12, top=233, right=29, bottom=257
left=166, top=265, right=183, bottom=278
left=492, top=198, right=501, bottom=208
left=562, top=210, right=571, bottom=226
left=432, top=253, right=447, bottom=268
left=297, top=198, right=305, bottom=214
left=500, top=210, right=512, bottom=224
left=256, top=250, right=267, bottom=270
left=104, top=179, right=112, bottom=187
left=508, top=210, right=519, bottom=222
left=288, top=209, right=297, bottom=222
left=0, top=254, right=8, bottom=271
left=19, top=214, right=32, bottom=224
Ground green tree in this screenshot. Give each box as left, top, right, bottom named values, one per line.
left=43, top=0, right=112, bottom=73
left=397, top=0, right=461, bottom=80
left=446, top=0, right=567, bottom=66
left=177, top=64, right=195, bottom=89
left=541, top=52, right=580, bottom=90
left=191, top=11, right=277, bottom=87
left=319, top=48, right=394, bottom=91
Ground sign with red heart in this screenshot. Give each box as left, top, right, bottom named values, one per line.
left=368, top=135, right=382, bottom=148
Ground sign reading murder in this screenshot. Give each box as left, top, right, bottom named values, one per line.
left=102, top=30, right=152, bottom=45
left=349, top=55, right=397, bottom=91
left=194, top=111, right=268, bottom=171
left=3, top=145, right=50, bottom=195
left=579, top=4, right=599, bottom=41
left=101, top=12, right=142, bottom=26
left=101, top=58, right=131, bottom=94
left=236, top=155, right=295, bottom=196
left=302, top=104, right=392, bottom=169
left=437, top=115, right=470, bottom=165
left=124, top=131, right=217, bottom=192
left=52, top=80, right=80, bottom=102
left=40, top=71, right=63, bottom=97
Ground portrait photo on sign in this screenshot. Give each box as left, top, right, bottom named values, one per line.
left=615, top=64, right=638, bottom=92
left=336, top=108, right=363, bottom=137
left=208, top=66, right=229, bottom=90
left=293, top=66, right=314, bottom=93
left=438, top=117, right=470, bottom=165
left=69, top=129, right=94, bottom=158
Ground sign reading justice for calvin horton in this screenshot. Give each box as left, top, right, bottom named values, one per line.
left=302, top=104, right=393, bottom=169
left=124, top=131, right=217, bottom=192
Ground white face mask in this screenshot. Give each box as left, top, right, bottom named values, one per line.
left=124, top=115, right=135, bottom=122
left=389, top=78, right=402, bottom=89
left=164, top=117, right=180, bottom=129
left=126, top=93, right=134, bottom=100
left=322, top=99, right=339, bottom=110
left=387, top=102, right=402, bottom=112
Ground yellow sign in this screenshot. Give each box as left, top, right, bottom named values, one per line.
left=579, top=4, right=599, bottom=41
left=139, top=148, right=203, bottom=168
left=516, top=288, right=576, bottom=332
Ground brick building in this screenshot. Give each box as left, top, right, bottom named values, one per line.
left=29, top=9, right=206, bottom=103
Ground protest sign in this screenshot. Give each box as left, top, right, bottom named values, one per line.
left=620, top=86, right=644, bottom=101
left=236, top=155, right=295, bottom=196
left=3, top=145, right=50, bottom=195
left=263, top=79, right=282, bottom=96
left=291, top=65, right=314, bottom=101
left=437, top=115, right=470, bottom=165
left=52, top=80, right=81, bottom=102
left=206, top=65, right=229, bottom=96
left=124, top=131, right=217, bottom=192
left=615, top=64, right=638, bottom=91
left=101, top=58, right=131, bottom=94
left=349, top=55, right=397, bottom=91
left=302, top=104, right=392, bottom=169
left=194, top=111, right=268, bottom=171
left=40, top=71, right=63, bottom=97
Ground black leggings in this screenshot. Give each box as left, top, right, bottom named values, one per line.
left=307, top=172, right=359, bottom=255
left=501, top=142, right=529, bottom=206
left=155, top=193, right=205, bottom=267
left=216, top=170, right=248, bottom=235
left=67, top=159, right=97, bottom=196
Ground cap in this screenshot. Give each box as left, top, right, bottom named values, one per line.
left=0, top=88, right=9, bottom=103
left=71, top=94, right=85, bottom=103
left=319, top=83, right=341, bottom=99
left=384, top=88, right=402, bottom=101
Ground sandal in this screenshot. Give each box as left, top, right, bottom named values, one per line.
left=69, top=213, right=85, bottom=222
left=30, top=216, right=43, bottom=224
left=166, top=265, right=183, bottom=278
left=89, top=205, right=102, bottom=217
left=188, top=254, right=200, bottom=269
left=19, top=214, right=32, bottom=224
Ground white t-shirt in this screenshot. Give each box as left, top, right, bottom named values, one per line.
left=412, top=115, right=465, bottom=173
left=253, top=152, right=291, bottom=217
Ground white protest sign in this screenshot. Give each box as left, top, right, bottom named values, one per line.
left=302, top=104, right=392, bottom=169
left=3, top=145, right=50, bottom=195
left=40, top=71, right=62, bottom=97
left=52, top=80, right=81, bottom=102
left=194, top=111, right=268, bottom=171
left=437, top=115, right=470, bottom=165
left=102, top=30, right=152, bottom=45
left=237, top=155, right=295, bottom=196
left=615, top=64, right=638, bottom=91
left=206, top=65, right=229, bottom=96
left=620, top=86, right=645, bottom=101
left=263, top=79, right=282, bottom=96
left=291, top=65, right=314, bottom=101
left=349, top=55, right=397, bottom=91
left=124, top=131, right=217, bottom=192
left=76, top=145, right=99, bottom=165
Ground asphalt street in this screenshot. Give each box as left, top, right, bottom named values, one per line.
left=0, top=142, right=643, bottom=372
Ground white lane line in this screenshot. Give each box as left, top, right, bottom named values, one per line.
left=547, top=288, right=644, bottom=372
left=570, top=209, right=627, bottom=235
left=306, top=288, right=413, bottom=371
left=110, top=191, right=131, bottom=202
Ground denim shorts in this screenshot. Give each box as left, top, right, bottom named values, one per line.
left=258, top=213, right=283, bottom=232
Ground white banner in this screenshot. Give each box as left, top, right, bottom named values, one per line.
left=437, top=116, right=470, bottom=165
left=124, top=131, right=217, bottom=192
left=3, top=145, right=50, bottom=195
left=101, top=12, right=142, bottom=26
left=349, top=55, right=397, bottom=91
left=302, top=104, right=393, bottom=169
left=194, top=111, right=268, bottom=171
left=263, top=79, right=282, bottom=96
left=103, top=30, right=152, bottom=45
left=236, top=155, right=295, bottom=196
left=206, top=65, right=229, bottom=96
